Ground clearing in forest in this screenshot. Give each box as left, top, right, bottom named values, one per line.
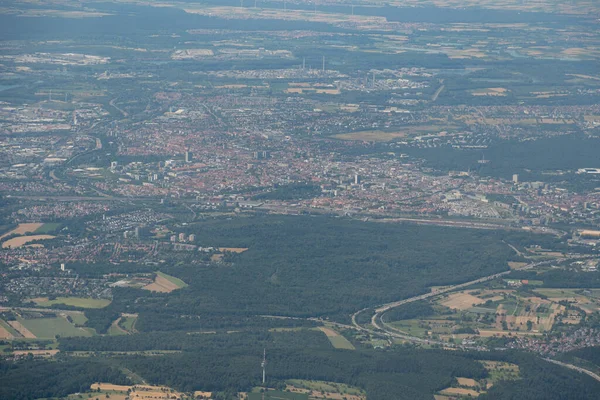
left=317, top=327, right=355, bottom=350
left=143, top=271, right=187, bottom=293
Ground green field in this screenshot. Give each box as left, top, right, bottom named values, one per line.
left=119, top=316, right=137, bottom=333
left=66, top=312, right=88, bottom=326
left=32, top=297, right=111, bottom=309
left=156, top=271, right=188, bottom=288
left=34, top=223, right=62, bottom=234
left=326, top=335, right=355, bottom=350
left=18, top=317, right=93, bottom=338
left=248, top=391, right=308, bottom=400
left=534, top=288, right=587, bottom=298
left=286, top=380, right=365, bottom=397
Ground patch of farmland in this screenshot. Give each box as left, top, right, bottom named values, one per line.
left=456, top=377, right=478, bottom=387
left=286, top=379, right=366, bottom=400
left=317, top=327, right=355, bottom=350
left=2, top=234, right=55, bottom=248
left=34, top=223, right=62, bottom=234
left=439, top=387, right=480, bottom=396
left=8, top=320, right=36, bottom=338
left=31, top=296, right=110, bottom=309
left=0, top=324, right=13, bottom=339
left=218, top=247, right=249, bottom=253
left=440, top=291, right=486, bottom=310
left=18, top=316, right=92, bottom=338
left=143, top=271, right=187, bottom=293
left=0, top=223, right=43, bottom=239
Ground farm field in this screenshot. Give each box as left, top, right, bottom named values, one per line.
left=0, top=223, right=43, bottom=239
left=18, top=316, right=93, bottom=338
left=34, top=222, right=62, bottom=234
left=247, top=390, right=308, bottom=400
left=30, top=297, right=111, bottom=309
left=317, top=327, right=355, bottom=350
left=385, top=285, right=579, bottom=344
left=63, top=383, right=193, bottom=400
left=8, top=320, right=36, bottom=338
left=143, top=271, right=187, bottom=293
left=2, top=234, right=55, bottom=248
left=286, top=380, right=366, bottom=400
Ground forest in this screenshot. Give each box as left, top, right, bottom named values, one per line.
left=76, top=215, right=532, bottom=332
left=45, top=330, right=600, bottom=400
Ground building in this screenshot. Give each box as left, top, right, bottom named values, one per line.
left=512, top=174, right=519, bottom=184
left=178, top=232, right=187, bottom=242
left=188, top=234, right=196, bottom=242
left=185, top=151, right=193, bottom=163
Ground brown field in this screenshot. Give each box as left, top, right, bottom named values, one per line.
left=456, top=377, right=478, bottom=387
left=440, top=387, right=480, bottom=397
left=0, top=223, right=43, bottom=240
left=194, top=391, right=212, bottom=399
left=2, top=235, right=55, bottom=249
left=318, top=327, right=341, bottom=337
left=440, top=292, right=485, bottom=310
left=218, top=247, right=248, bottom=253
left=13, top=349, right=59, bottom=357
left=142, top=275, right=179, bottom=293
left=91, top=383, right=132, bottom=391
left=0, top=325, right=13, bottom=339
left=8, top=321, right=36, bottom=338
left=471, top=87, right=508, bottom=96
left=508, top=262, right=528, bottom=270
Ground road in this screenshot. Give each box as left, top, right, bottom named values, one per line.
left=544, top=358, right=600, bottom=382
left=350, top=258, right=561, bottom=346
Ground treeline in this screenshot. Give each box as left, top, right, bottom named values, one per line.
left=0, top=358, right=129, bottom=400
left=60, top=329, right=323, bottom=353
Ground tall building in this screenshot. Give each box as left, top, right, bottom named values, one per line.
left=185, top=151, right=193, bottom=163
left=354, top=174, right=361, bottom=185
left=512, top=174, right=519, bottom=184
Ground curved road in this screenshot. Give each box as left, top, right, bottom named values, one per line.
left=351, top=258, right=563, bottom=346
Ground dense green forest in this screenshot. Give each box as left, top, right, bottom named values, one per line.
left=0, top=359, right=129, bottom=400
left=76, top=215, right=533, bottom=331
left=56, top=330, right=600, bottom=399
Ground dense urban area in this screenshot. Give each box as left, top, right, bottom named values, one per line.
left=1, top=0, right=600, bottom=399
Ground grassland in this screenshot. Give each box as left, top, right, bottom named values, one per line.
left=31, top=297, right=111, bottom=309
left=143, top=271, right=188, bottom=293
left=18, top=316, right=93, bottom=339
left=317, top=327, right=355, bottom=350
left=119, top=315, right=138, bottom=333
left=34, top=222, right=62, bottom=234
left=247, top=391, right=308, bottom=400
left=286, top=380, right=366, bottom=399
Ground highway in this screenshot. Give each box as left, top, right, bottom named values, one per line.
left=350, top=258, right=561, bottom=347
left=544, top=358, right=600, bottom=382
